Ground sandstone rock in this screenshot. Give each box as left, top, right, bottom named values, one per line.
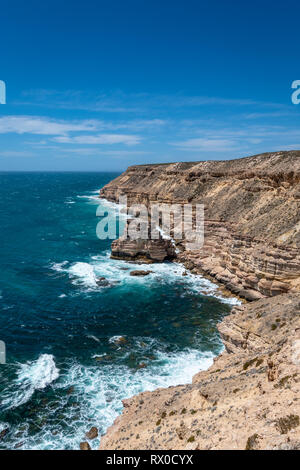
left=0, top=428, right=9, bottom=440
left=137, top=362, right=147, bottom=369
left=80, top=441, right=91, bottom=450
left=99, top=293, right=300, bottom=450
left=100, top=151, right=300, bottom=299
left=98, top=152, right=300, bottom=450
left=129, top=270, right=153, bottom=276
left=85, top=427, right=98, bottom=440
left=111, top=237, right=176, bottom=263
left=112, top=336, right=127, bottom=345
left=96, top=277, right=115, bottom=287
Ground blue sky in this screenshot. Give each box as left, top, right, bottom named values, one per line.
left=1, top=0, right=300, bottom=171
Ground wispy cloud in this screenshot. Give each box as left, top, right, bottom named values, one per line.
left=0, top=116, right=97, bottom=135
left=3, top=89, right=300, bottom=167
left=16, top=89, right=284, bottom=114
left=53, top=134, right=141, bottom=145
left=172, top=137, right=238, bottom=152
left=244, top=111, right=296, bottom=119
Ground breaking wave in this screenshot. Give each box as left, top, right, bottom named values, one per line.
left=1, top=354, right=59, bottom=410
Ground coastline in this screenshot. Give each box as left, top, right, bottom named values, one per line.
left=97, top=152, right=300, bottom=450
left=99, top=292, right=300, bottom=450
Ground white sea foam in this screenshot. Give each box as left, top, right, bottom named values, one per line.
left=51, top=261, right=68, bottom=272
left=50, top=250, right=241, bottom=305
left=63, top=347, right=214, bottom=450
left=76, top=189, right=101, bottom=204
left=0, top=421, right=9, bottom=433
left=0, top=344, right=216, bottom=450
left=108, top=335, right=126, bottom=344
left=64, top=197, right=75, bottom=204
left=2, top=354, right=59, bottom=410
left=87, top=335, right=101, bottom=343
left=68, top=262, right=98, bottom=288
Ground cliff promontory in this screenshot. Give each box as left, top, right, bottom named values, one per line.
left=100, top=151, right=300, bottom=301
left=99, top=151, right=300, bottom=450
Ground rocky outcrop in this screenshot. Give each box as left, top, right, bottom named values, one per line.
left=100, top=293, right=300, bottom=450
left=100, top=151, right=300, bottom=299
left=177, top=222, right=300, bottom=301
left=111, top=235, right=176, bottom=263
left=98, top=151, right=300, bottom=450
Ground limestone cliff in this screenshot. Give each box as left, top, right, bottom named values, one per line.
left=100, top=151, right=300, bottom=300
left=98, top=151, right=300, bottom=450
left=100, top=293, right=300, bottom=450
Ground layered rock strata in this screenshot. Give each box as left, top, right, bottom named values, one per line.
left=100, top=151, right=300, bottom=299
left=98, top=152, right=300, bottom=450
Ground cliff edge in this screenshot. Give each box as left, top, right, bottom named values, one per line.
left=100, top=151, right=300, bottom=300
left=100, top=294, right=300, bottom=450
left=99, top=152, right=300, bottom=450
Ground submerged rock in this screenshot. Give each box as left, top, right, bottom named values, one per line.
left=130, top=270, right=153, bottom=277
left=96, top=277, right=118, bottom=288
left=96, top=277, right=110, bottom=287
left=137, top=362, right=147, bottom=369
left=0, top=428, right=9, bottom=440
left=110, top=336, right=127, bottom=345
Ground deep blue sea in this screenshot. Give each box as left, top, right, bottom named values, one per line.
left=0, top=172, right=237, bottom=450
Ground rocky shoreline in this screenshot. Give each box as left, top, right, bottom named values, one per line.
left=98, top=151, right=300, bottom=450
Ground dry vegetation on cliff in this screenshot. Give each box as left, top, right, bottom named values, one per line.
left=100, top=294, right=300, bottom=450
left=99, top=152, right=300, bottom=450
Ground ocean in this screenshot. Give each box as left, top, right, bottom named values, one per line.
left=0, top=172, right=237, bottom=450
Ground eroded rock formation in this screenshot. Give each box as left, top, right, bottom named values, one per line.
left=98, top=152, right=300, bottom=450
left=100, top=151, right=300, bottom=299
left=111, top=234, right=176, bottom=263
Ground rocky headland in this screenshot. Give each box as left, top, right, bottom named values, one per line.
left=98, top=151, right=300, bottom=450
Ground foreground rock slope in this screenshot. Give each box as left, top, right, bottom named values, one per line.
left=99, top=152, right=300, bottom=450
left=100, top=294, right=300, bottom=450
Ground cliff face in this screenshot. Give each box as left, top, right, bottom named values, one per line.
left=98, top=152, right=300, bottom=450
left=100, top=151, right=300, bottom=300
left=100, top=293, right=300, bottom=450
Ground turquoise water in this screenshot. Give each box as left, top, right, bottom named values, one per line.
left=0, top=172, right=235, bottom=450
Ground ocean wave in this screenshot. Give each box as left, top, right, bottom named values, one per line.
left=76, top=189, right=101, bottom=204
left=51, top=252, right=240, bottom=304
left=68, top=262, right=98, bottom=288
left=0, top=345, right=216, bottom=450
left=1, top=354, right=59, bottom=410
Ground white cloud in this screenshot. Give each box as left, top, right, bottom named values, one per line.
left=0, top=116, right=97, bottom=135
left=17, top=89, right=284, bottom=113
left=172, top=137, right=238, bottom=151
left=53, top=134, right=141, bottom=145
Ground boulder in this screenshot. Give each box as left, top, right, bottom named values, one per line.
left=85, top=426, right=98, bottom=440
left=80, top=441, right=91, bottom=450
left=130, top=270, right=152, bottom=276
